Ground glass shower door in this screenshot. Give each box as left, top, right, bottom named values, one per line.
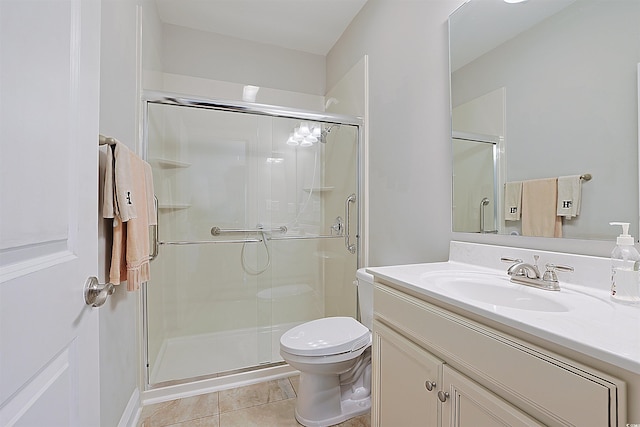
left=144, top=100, right=359, bottom=386
left=452, top=137, right=497, bottom=234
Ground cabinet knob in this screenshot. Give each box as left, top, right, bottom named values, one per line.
left=424, top=380, right=436, bottom=392
left=437, top=391, right=450, bottom=402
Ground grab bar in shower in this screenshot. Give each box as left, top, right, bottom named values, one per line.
left=344, top=193, right=357, bottom=254
left=479, top=197, right=497, bottom=234
left=150, top=196, right=159, bottom=261
left=159, top=238, right=263, bottom=245
left=210, top=226, right=288, bottom=236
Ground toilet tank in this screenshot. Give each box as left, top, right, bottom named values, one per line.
left=356, top=268, right=374, bottom=330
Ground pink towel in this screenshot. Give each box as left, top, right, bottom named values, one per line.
left=521, top=178, right=562, bottom=238
left=107, top=146, right=156, bottom=291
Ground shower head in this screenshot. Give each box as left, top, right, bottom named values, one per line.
left=319, top=124, right=340, bottom=143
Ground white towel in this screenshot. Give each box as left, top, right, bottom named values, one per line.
left=102, top=140, right=137, bottom=223
left=504, top=181, right=523, bottom=221
left=556, top=175, right=582, bottom=219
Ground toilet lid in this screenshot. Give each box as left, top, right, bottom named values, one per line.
left=280, top=317, right=371, bottom=357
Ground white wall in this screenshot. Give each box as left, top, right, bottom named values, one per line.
left=162, top=24, right=326, bottom=96
left=327, top=0, right=466, bottom=266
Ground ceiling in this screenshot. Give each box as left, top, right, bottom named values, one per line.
left=155, top=0, right=368, bottom=56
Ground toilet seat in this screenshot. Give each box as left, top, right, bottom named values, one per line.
left=280, top=317, right=370, bottom=357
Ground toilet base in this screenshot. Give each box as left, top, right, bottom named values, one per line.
left=295, top=395, right=371, bottom=427
left=293, top=355, right=371, bottom=427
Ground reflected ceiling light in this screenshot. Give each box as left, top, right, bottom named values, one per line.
left=286, top=133, right=299, bottom=146
left=242, top=85, right=260, bottom=102
left=299, top=122, right=311, bottom=136
left=288, top=122, right=322, bottom=148
left=504, top=0, right=528, bottom=3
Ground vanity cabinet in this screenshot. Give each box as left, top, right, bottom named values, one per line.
left=372, top=320, right=442, bottom=426
left=440, top=365, right=543, bottom=426
left=372, top=281, right=625, bottom=427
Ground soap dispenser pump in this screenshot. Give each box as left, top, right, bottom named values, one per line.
left=609, top=222, right=640, bottom=304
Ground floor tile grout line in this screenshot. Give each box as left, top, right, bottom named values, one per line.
left=218, top=396, right=297, bottom=417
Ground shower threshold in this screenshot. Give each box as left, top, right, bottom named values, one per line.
left=149, top=361, right=289, bottom=390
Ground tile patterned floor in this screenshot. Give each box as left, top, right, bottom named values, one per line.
left=139, top=376, right=371, bottom=427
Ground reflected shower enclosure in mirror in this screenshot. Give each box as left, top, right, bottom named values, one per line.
left=449, top=0, right=640, bottom=241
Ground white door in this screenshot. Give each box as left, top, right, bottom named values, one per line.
left=0, top=1, right=102, bottom=426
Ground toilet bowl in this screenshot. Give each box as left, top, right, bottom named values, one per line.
left=280, top=269, right=374, bottom=427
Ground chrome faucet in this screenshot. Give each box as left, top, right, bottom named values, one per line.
left=508, top=261, right=541, bottom=279
left=501, top=256, right=573, bottom=291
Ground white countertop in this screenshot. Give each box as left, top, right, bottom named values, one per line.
left=367, top=243, right=640, bottom=375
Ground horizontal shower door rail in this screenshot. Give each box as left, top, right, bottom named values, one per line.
left=157, top=234, right=344, bottom=246
left=143, top=91, right=364, bottom=126
left=211, top=226, right=288, bottom=236
left=268, top=235, right=343, bottom=241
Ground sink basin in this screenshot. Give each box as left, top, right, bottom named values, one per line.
left=420, top=271, right=569, bottom=312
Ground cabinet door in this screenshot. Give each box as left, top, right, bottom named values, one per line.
left=372, top=320, right=442, bottom=427
left=441, top=365, right=544, bottom=427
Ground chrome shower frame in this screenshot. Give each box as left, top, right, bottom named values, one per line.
left=139, top=90, right=365, bottom=391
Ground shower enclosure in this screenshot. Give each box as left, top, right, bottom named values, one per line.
left=142, top=93, right=362, bottom=387
left=452, top=132, right=499, bottom=234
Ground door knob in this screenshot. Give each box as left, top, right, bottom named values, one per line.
left=437, top=390, right=450, bottom=402
left=424, top=380, right=436, bottom=392
left=84, top=276, right=115, bottom=307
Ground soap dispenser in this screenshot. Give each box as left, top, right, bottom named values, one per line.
left=609, top=222, right=640, bottom=304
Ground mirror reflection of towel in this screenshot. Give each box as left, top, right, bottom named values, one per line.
left=557, top=175, right=582, bottom=219
left=504, top=181, right=522, bottom=221
left=521, top=178, right=562, bottom=238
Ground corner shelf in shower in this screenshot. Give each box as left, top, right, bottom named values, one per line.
left=151, top=158, right=192, bottom=169
left=302, top=186, right=334, bottom=193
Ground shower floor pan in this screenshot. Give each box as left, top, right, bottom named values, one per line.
left=149, top=322, right=301, bottom=385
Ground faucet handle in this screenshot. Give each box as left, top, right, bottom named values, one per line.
left=501, top=257, right=523, bottom=264
left=542, top=263, right=574, bottom=283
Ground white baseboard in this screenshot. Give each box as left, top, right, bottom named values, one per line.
left=118, top=388, right=141, bottom=427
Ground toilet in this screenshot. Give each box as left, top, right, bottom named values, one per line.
left=280, top=269, right=374, bottom=427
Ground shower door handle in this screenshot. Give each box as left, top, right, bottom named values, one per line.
left=345, top=193, right=357, bottom=254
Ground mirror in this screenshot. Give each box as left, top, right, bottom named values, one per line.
left=450, top=0, right=640, bottom=241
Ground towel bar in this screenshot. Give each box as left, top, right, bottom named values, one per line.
left=99, top=134, right=116, bottom=146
